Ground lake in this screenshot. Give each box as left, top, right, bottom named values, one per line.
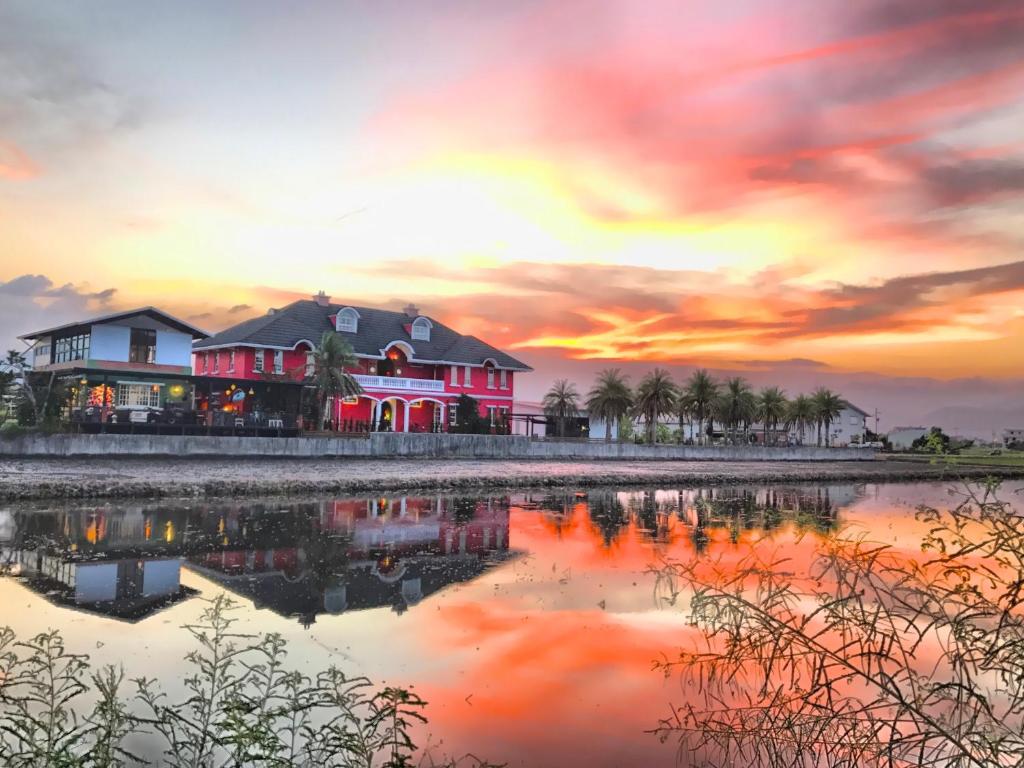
left=1, top=480, right=1016, bottom=767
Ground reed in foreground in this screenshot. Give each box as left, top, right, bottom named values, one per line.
left=653, top=479, right=1024, bottom=768
left=0, top=594, right=499, bottom=768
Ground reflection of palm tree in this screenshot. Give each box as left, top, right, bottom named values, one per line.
left=587, top=491, right=627, bottom=547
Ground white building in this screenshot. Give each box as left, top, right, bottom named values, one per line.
left=1003, top=428, right=1024, bottom=448
left=828, top=402, right=870, bottom=447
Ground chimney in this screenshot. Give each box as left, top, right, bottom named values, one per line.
left=403, top=302, right=420, bottom=318
left=314, top=290, right=331, bottom=307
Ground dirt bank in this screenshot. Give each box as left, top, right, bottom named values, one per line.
left=2, top=456, right=1021, bottom=501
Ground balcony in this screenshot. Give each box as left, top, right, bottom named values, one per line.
left=352, top=374, right=444, bottom=393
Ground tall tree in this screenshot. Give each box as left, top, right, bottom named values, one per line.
left=543, top=379, right=580, bottom=438
left=307, top=332, right=363, bottom=430
left=715, top=377, right=756, bottom=444
left=756, top=386, right=788, bottom=445
left=785, top=394, right=814, bottom=446
left=683, top=369, right=719, bottom=446
left=634, top=369, right=679, bottom=444
left=585, top=369, right=633, bottom=443
left=811, top=387, right=845, bottom=447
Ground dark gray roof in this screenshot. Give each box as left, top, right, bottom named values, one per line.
left=19, top=307, right=209, bottom=340
left=194, top=300, right=531, bottom=370
left=841, top=401, right=870, bottom=417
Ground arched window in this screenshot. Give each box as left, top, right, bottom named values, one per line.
left=410, top=316, right=432, bottom=341
left=336, top=307, right=359, bottom=333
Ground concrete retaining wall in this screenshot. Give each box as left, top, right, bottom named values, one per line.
left=0, top=432, right=876, bottom=461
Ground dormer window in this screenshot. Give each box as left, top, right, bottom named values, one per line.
left=336, top=307, right=359, bottom=333
left=410, top=316, right=432, bottom=341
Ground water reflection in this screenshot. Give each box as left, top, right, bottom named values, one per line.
left=0, top=495, right=513, bottom=625
left=520, top=484, right=858, bottom=549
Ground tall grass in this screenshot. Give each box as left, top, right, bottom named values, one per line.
left=0, top=594, right=498, bottom=768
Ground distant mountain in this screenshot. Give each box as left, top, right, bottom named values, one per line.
left=920, top=405, right=1024, bottom=441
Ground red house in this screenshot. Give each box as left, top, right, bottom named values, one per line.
left=192, top=292, right=531, bottom=432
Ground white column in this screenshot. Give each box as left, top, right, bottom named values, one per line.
left=372, top=400, right=380, bottom=431
left=403, top=400, right=410, bottom=432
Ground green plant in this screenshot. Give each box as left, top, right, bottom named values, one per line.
left=0, top=420, right=25, bottom=439
left=542, top=379, right=580, bottom=438
left=1, top=595, right=501, bottom=768
left=634, top=369, right=678, bottom=444
left=585, top=369, right=633, bottom=443
left=652, top=480, right=1024, bottom=767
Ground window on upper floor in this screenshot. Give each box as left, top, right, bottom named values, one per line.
left=128, top=328, right=157, bottom=364
left=305, top=351, right=315, bottom=377
left=53, top=332, right=90, bottom=364
left=273, top=350, right=284, bottom=374
left=410, top=317, right=431, bottom=341
left=336, top=308, right=359, bottom=333
left=500, top=369, right=508, bottom=389
left=227, top=349, right=236, bottom=372
left=253, top=349, right=264, bottom=372
left=34, top=343, right=50, bottom=361
left=486, top=366, right=495, bottom=389
left=201, top=352, right=208, bottom=373
left=450, top=365, right=458, bottom=386
left=463, top=365, right=472, bottom=386
left=213, top=352, right=220, bottom=373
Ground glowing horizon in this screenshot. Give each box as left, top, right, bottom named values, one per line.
left=2, top=0, right=1024, bottom=429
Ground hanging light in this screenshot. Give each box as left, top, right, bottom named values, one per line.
left=248, top=388, right=255, bottom=395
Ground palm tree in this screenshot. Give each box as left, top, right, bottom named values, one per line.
left=715, top=377, right=756, bottom=444
left=634, top=369, right=679, bottom=444
left=785, top=394, right=814, bottom=445
left=543, top=379, right=580, bottom=438
left=585, top=369, right=633, bottom=443
left=756, top=387, right=788, bottom=445
left=307, top=331, right=363, bottom=430
left=683, top=369, right=719, bottom=446
left=811, top=387, right=845, bottom=447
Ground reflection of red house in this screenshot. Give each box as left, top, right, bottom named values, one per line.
left=192, top=293, right=531, bottom=431
left=185, top=495, right=513, bottom=624
left=320, top=497, right=509, bottom=559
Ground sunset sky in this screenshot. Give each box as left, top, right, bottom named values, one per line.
left=2, top=1, right=1024, bottom=432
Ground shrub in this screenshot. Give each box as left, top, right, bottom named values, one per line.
left=0, top=594, right=500, bottom=768
left=0, top=420, right=24, bottom=439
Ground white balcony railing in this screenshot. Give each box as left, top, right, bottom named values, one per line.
left=352, top=374, right=445, bottom=393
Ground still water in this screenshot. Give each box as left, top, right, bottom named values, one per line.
left=1, top=481, right=1014, bottom=767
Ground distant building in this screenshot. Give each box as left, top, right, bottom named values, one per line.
left=1003, top=428, right=1024, bottom=448
left=888, top=426, right=929, bottom=450
left=829, top=401, right=870, bottom=447
left=17, top=307, right=208, bottom=424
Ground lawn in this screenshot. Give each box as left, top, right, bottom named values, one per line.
left=888, top=449, right=1024, bottom=468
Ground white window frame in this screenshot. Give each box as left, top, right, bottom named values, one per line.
left=410, top=317, right=431, bottom=341
left=500, top=369, right=508, bottom=389
left=273, top=350, right=284, bottom=374
left=213, top=352, right=220, bottom=374
left=336, top=308, right=358, bottom=333
left=305, top=351, right=315, bottom=377
left=116, top=383, right=161, bottom=409
left=486, top=366, right=495, bottom=389
left=448, top=403, right=458, bottom=426
left=253, top=349, right=264, bottom=373
left=488, top=405, right=496, bottom=427
left=450, top=366, right=459, bottom=386
left=201, top=352, right=208, bottom=374
left=227, top=349, right=235, bottom=372
left=463, top=365, right=472, bottom=386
